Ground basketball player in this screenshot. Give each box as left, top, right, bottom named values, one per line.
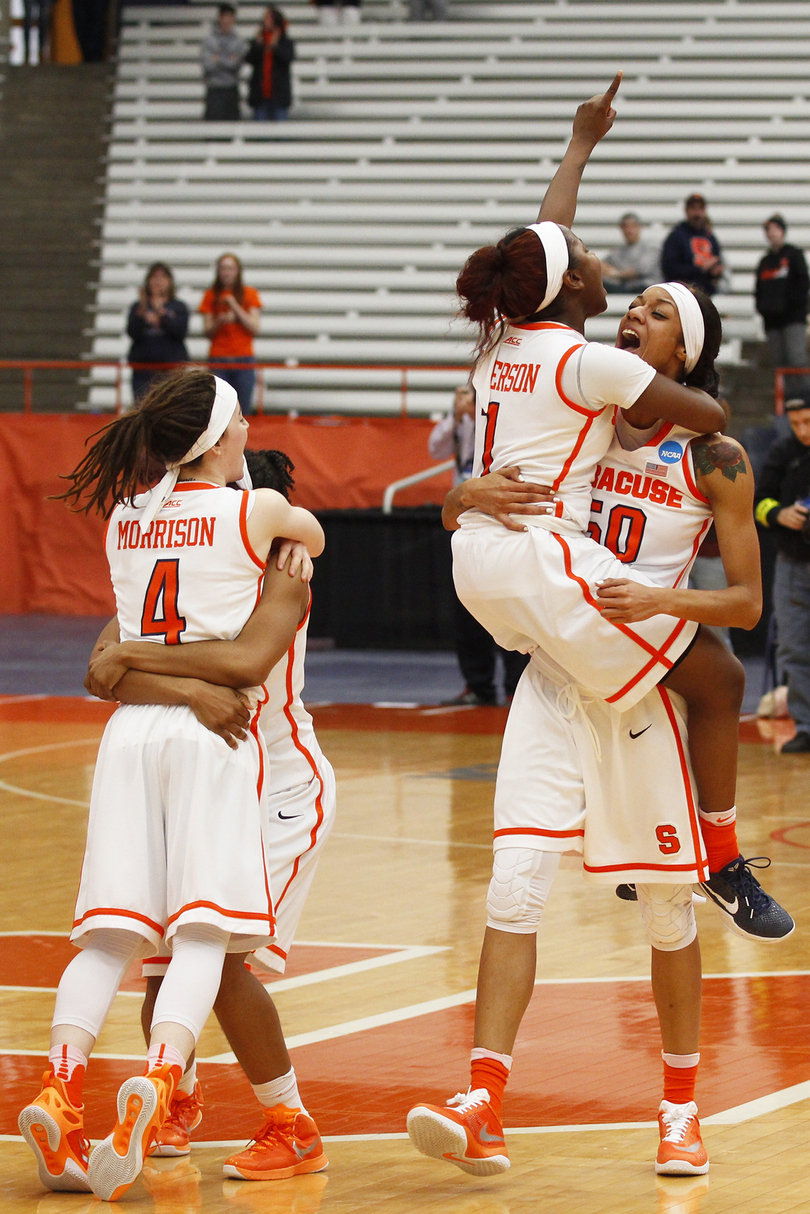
left=407, top=283, right=766, bottom=1182
left=84, top=448, right=335, bottom=1181
left=406, top=82, right=788, bottom=1178
left=18, top=372, right=324, bottom=1200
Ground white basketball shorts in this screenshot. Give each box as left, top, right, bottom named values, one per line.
left=452, top=521, right=698, bottom=712
left=493, top=662, right=709, bottom=885
left=72, top=703, right=274, bottom=955
left=143, top=756, right=337, bottom=978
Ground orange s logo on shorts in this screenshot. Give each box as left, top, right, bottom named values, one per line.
left=655, top=824, right=681, bottom=855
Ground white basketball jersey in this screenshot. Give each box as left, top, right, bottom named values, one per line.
left=469, top=322, right=656, bottom=531
left=260, top=596, right=325, bottom=790
left=106, top=479, right=265, bottom=647
left=588, top=419, right=713, bottom=588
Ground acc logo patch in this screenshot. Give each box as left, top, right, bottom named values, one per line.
left=503, top=335, right=523, bottom=346
left=658, top=441, right=684, bottom=465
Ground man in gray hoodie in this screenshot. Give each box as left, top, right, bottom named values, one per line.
left=201, top=4, right=247, bottom=120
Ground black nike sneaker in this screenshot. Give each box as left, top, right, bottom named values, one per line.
left=700, top=855, right=795, bottom=941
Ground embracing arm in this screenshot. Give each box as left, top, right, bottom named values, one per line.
left=597, top=436, right=762, bottom=629
left=536, top=72, right=622, bottom=228
left=247, top=489, right=325, bottom=562
left=443, top=468, right=554, bottom=532
left=623, top=375, right=725, bottom=435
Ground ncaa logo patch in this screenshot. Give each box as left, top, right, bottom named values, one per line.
left=658, top=441, right=684, bottom=465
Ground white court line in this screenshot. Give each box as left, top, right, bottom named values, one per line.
left=258, top=945, right=447, bottom=994
left=203, top=988, right=479, bottom=1063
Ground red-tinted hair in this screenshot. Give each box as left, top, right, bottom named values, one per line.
left=456, top=226, right=572, bottom=358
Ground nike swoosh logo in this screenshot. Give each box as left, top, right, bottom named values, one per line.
left=294, top=1139, right=322, bottom=1160
left=703, top=887, right=738, bottom=914
left=278, top=813, right=303, bottom=820
left=665, top=1140, right=703, bottom=1153
left=478, top=1127, right=506, bottom=1145
left=629, top=725, right=652, bottom=739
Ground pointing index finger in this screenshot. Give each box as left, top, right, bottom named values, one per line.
left=603, top=71, right=622, bottom=104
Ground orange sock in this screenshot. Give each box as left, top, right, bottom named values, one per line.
left=470, top=1054, right=510, bottom=1117
left=698, top=806, right=739, bottom=873
left=662, top=1052, right=699, bottom=1104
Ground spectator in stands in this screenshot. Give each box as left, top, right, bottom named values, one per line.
left=313, top=0, right=361, bottom=25
left=755, top=214, right=810, bottom=378
left=600, top=212, right=660, bottom=294
left=755, top=395, right=810, bottom=753
left=430, top=386, right=528, bottom=706
left=246, top=7, right=294, bottom=120
left=661, top=193, right=727, bottom=296
left=126, top=263, right=189, bottom=402
left=201, top=3, right=247, bottom=121
left=199, top=253, right=262, bottom=413
left=408, top=0, right=448, bottom=18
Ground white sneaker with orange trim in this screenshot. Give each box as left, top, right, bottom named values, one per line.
left=406, top=1088, right=510, bottom=1177
left=87, top=1063, right=179, bottom=1201
left=150, top=1081, right=204, bottom=1156
left=655, top=1100, right=709, bottom=1175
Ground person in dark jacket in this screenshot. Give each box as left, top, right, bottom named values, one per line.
left=201, top=3, right=247, bottom=121
left=246, top=7, right=294, bottom=120
left=755, top=214, right=810, bottom=374
left=661, top=193, right=726, bottom=296
left=755, top=395, right=810, bottom=752
left=126, top=264, right=189, bottom=402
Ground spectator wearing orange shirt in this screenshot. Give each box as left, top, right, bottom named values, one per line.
left=199, top=253, right=262, bottom=412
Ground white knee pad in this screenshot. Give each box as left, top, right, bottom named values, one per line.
left=486, top=849, right=561, bottom=934
left=636, top=883, right=697, bottom=952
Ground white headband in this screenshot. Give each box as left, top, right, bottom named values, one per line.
left=526, top=222, right=570, bottom=312
left=138, top=376, right=239, bottom=532
left=660, top=282, right=705, bottom=374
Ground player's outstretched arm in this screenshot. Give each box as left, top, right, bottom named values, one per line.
left=536, top=72, right=622, bottom=228
left=623, top=376, right=725, bottom=435
left=87, top=557, right=309, bottom=698
left=597, top=436, right=762, bottom=628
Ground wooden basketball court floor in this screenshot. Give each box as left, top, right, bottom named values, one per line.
left=1, top=694, right=809, bottom=1214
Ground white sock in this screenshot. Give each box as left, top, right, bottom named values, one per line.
left=146, top=1042, right=186, bottom=1074
left=49, top=1044, right=88, bottom=1085
left=178, top=1060, right=197, bottom=1095
left=698, top=805, right=737, bottom=827
left=470, top=1047, right=513, bottom=1071
left=251, top=1067, right=306, bottom=1114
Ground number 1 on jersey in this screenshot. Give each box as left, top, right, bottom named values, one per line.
left=141, top=559, right=186, bottom=645
left=481, top=401, right=500, bottom=475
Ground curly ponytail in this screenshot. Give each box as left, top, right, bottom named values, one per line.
left=57, top=368, right=217, bottom=516
left=457, top=226, right=575, bottom=360
left=244, top=448, right=295, bottom=499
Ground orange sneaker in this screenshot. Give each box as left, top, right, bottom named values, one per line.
left=406, top=1088, right=510, bottom=1177
left=87, top=1062, right=179, bottom=1202
left=18, top=1069, right=91, bottom=1193
left=150, top=1081, right=204, bottom=1157
left=655, top=1100, right=709, bottom=1176
left=222, top=1106, right=328, bottom=1181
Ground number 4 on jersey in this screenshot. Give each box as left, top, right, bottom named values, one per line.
left=141, top=559, right=186, bottom=645
left=481, top=402, right=500, bottom=475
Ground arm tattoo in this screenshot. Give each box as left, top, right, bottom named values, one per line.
left=693, top=439, right=747, bottom=482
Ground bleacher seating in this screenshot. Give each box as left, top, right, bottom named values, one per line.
left=87, top=0, right=810, bottom=413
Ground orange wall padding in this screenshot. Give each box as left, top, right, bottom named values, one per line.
left=0, top=414, right=453, bottom=615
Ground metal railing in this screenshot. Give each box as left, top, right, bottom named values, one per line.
left=382, top=458, right=455, bottom=513
left=0, top=359, right=472, bottom=417
left=774, top=367, right=810, bottom=415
